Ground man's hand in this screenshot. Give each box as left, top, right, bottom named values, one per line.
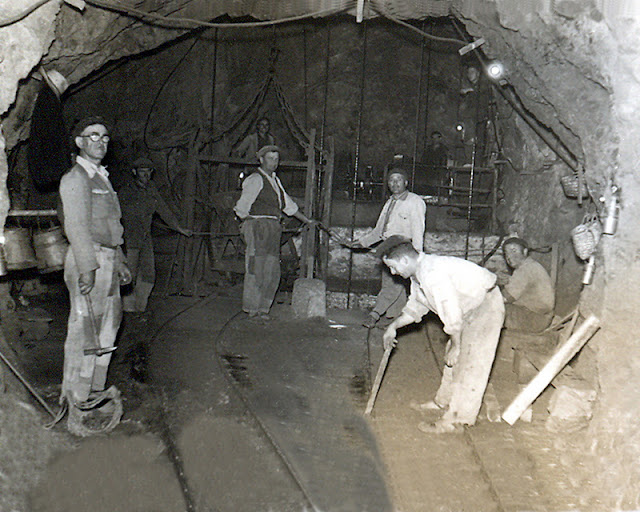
left=118, top=264, right=132, bottom=286
left=444, top=334, right=461, bottom=367
left=383, top=325, right=398, bottom=351
left=78, top=270, right=96, bottom=295
left=342, top=239, right=363, bottom=249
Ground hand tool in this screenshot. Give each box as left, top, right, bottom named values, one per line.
left=364, top=345, right=393, bottom=415
left=83, top=294, right=117, bottom=357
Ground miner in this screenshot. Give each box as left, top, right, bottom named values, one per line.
left=59, top=117, right=131, bottom=417
left=233, top=145, right=316, bottom=321
left=348, top=168, right=426, bottom=328
left=501, top=236, right=555, bottom=332
left=379, top=235, right=505, bottom=433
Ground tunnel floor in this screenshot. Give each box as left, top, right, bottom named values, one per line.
left=17, top=282, right=607, bottom=511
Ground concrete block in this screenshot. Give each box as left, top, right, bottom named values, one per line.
left=292, top=278, right=326, bottom=318
left=546, top=384, right=596, bottom=433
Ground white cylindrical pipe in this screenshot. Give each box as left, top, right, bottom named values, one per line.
left=603, top=195, right=618, bottom=235
left=582, top=254, right=596, bottom=285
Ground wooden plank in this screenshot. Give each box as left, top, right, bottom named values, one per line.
left=199, top=155, right=308, bottom=170
left=319, top=137, right=335, bottom=280
left=502, top=315, right=600, bottom=425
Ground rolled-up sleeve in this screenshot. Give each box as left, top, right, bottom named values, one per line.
left=409, top=196, right=426, bottom=251
left=60, top=170, right=98, bottom=275
left=431, top=280, right=464, bottom=335
left=275, top=177, right=299, bottom=217
left=234, top=174, right=263, bottom=219
left=402, top=280, right=431, bottom=323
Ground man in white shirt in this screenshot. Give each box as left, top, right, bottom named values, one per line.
left=379, top=236, right=505, bottom=433
left=350, top=168, right=426, bottom=328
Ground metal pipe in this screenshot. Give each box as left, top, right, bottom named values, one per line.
left=422, top=20, right=433, bottom=157
left=464, top=141, right=477, bottom=259
left=209, top=28, right=218, bottom=140
left=411, top=21, right=427, bottom=190
left=346, top=21, right=368, bottom=309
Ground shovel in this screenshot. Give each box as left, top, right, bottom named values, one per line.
left=83, top=295, right=117, bottom=357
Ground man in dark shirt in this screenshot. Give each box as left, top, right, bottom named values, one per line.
left=119, top=156, right=191, bottom=313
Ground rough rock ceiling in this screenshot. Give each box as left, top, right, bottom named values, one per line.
left=111, top=0, right=452, bottom=22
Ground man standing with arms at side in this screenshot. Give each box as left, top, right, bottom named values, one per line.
left=349, top=168, right=426, bottom=328
left=379, top=236, right=505, bottom=433
left=59, top=117, right=131, bottom=422
left=233, top=145, right=315, bottom=321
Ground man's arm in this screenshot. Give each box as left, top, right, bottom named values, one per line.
left=60, top=170, right=99, bottom=290
left=356, top=200, right=389, bottom=248
left=152, top=186, right=191, bottom=235
left=410, top=196, right=426, bottom=251
left=382, top=312, right=415, bottom=351
left=233, top=174, right=262, bottom=219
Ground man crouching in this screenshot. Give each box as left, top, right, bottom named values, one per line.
left=379, top=235, right=505, bottom=433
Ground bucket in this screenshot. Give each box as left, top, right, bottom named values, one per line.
left=3, top=227, right=38, bottom=270
left=33, top=226, right=68, bottom=273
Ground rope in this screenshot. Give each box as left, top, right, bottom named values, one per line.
left=85, top=0, right=354, bottom=30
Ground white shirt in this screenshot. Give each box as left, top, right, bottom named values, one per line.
left=403, top=253, right=497, bottom=335
left=358, top=191, right=426, bottom=251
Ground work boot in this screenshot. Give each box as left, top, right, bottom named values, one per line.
left=363, top=312, right=380, bottom=329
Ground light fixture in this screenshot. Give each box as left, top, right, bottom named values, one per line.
left=486, top=61, right=507, bottom=85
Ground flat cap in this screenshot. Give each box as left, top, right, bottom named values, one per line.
left=132, top=156, right=155, bottom=169
left=388, top=167, right=409, bottom=180
left=503, top=236, right=528, bottom=250
left=375, top=235, right=413, bottom=258
left=72, top=116, right=111, bottom=138
left=256, top=145, right=280, bottom=159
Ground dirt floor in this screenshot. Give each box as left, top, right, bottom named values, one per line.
left=0, top=273, right=611, bottom=511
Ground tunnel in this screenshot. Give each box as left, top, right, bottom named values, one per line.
left=0, top=1, right=639, bottom=511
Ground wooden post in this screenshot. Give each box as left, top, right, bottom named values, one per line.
left=319, top=137, right=335, bottom=280
left=502, top=315, right=600, bottom=425
left=303, top=129, right=317, bottom=278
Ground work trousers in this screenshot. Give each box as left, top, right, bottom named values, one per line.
left=434, top=287, right=505, bottom=426
left=122, top=237, right=155, bottom=313
left=62, top=246, right=122, bottom=403
left=241, top=218, right=282, bottom=315
left=504, top=303, right=552, bottom=333
left=372, top=267, right=407, bottom=319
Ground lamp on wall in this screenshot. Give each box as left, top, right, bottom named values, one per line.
left=486, top=61, right=508, bottom=85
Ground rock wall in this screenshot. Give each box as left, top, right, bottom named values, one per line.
left=60, top=17, right=489, bottom=186
left=456, top=0, right=640, bottom=505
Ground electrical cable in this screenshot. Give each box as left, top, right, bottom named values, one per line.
left=372, top=5, right=467, bottom=46
left=85, top=0, right=354, bottom=30
left=0, top=0, right=52, bottom=27
left=143, top=35, right=200, bottom=151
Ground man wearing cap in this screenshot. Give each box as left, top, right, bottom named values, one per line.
left=118, top=156, right=191, bottom=313
left=501, top=237, right=555, bottom=332
left=349, top=168, right=426, bottom=328
left=234, top=145, right=315, bottom=320
left=59, top=116, right=131, bottom=410
left=379, top=235, right=505, bottom=433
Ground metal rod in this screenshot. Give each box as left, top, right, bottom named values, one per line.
left=346, top=20, right=368, bottom=309
left=7, top=209, right=57, bottom=216
left=411, top=20, right=427, bottom=190
left=422, top=20, right=433, bottom=158
left=0, top=349, right=57, bottom=418
left=209, top=28, right=218, bottom=141
left=464, top=141, right=477, bottom=259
